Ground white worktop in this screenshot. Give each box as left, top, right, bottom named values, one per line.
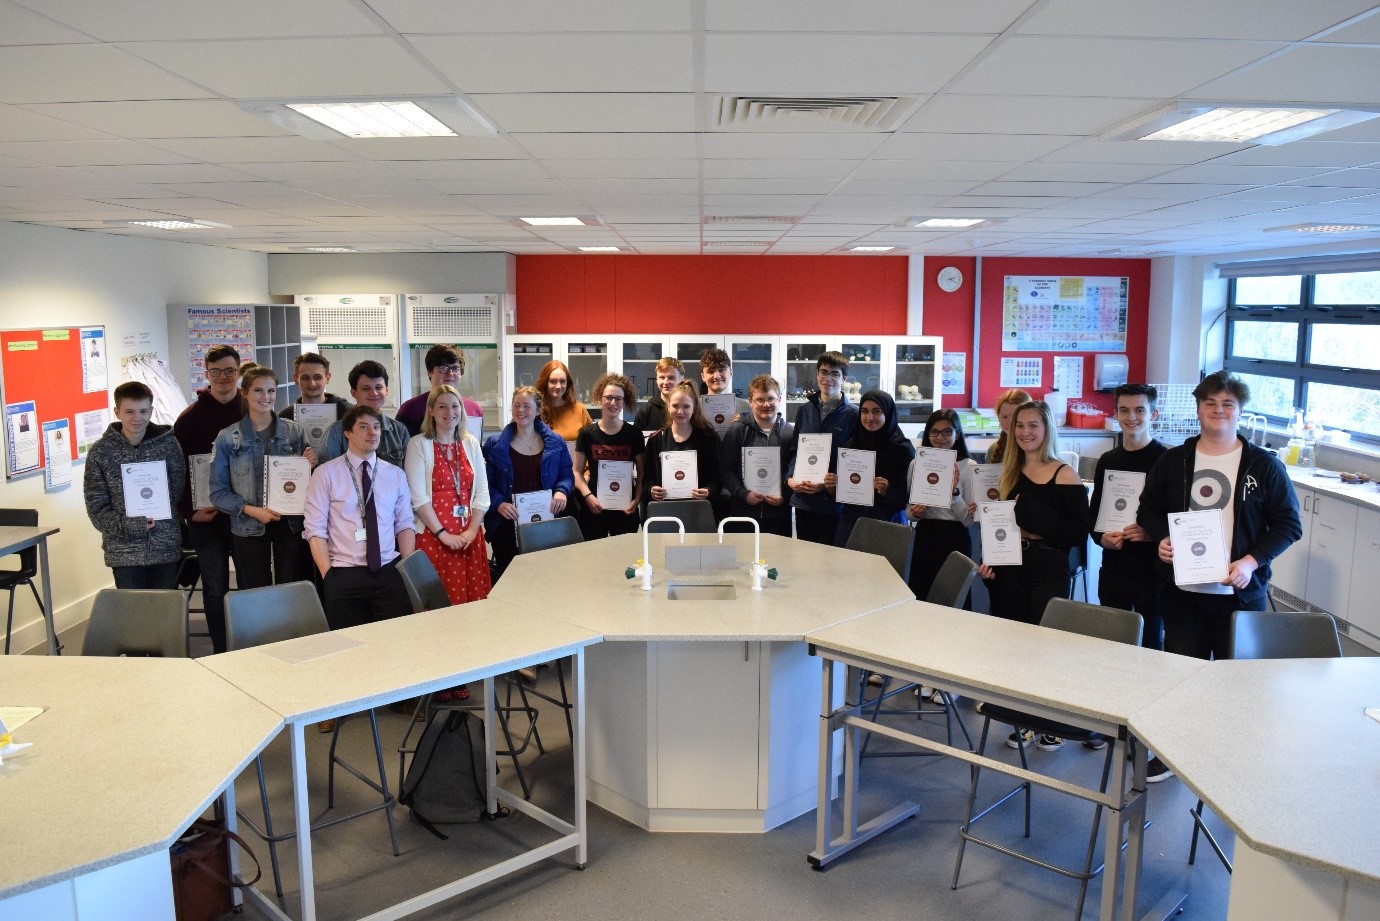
left=1130, top=656, right=1380, bottom=887
left=490, top=533, right=914, bottom=642
left=0, top=657, right=281, bottom=899
left=200, top=598, right=601, bottom=723
left=1286, top=465, right=1380, bottom=512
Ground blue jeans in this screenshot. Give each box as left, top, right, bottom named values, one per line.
left=187, top=517, right=234, bottom=653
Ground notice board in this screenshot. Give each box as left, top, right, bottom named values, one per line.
left=1, top=326, right=109, bottom=480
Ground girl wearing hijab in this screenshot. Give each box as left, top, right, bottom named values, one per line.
left=824, top=389, right=916, bottom=547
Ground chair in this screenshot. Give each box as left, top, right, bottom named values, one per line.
left=1188, top=610, right=1342, bottom=874
left=176, top=546, right=210, bottom=654
left=1, top=509, right=48, bottom=654
left=1077, top=455, right=1099, bottom=482
left=646, top=499, right=716, bottom=533
left=395, top=551, right=543, bottom=800
left=929, top=551, right=979, bottom=609
left=516, top=516, right=584, bottom=554
left=845, top=517, right=914, bottom=582
left=225, top=582, right=399, bottom=898
left=80, top=589, right=187, bottom=658
left=953, top=597, right=1143, bottom=921
left=1068, top=538, right=1090, bottom=602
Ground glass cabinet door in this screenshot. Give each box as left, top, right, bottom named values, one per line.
left=728, top=339, right=774, bottom=400
left=565, top=339, right=610, bottom=420
left=675, top=338, right=722, bottom=388
left=784, top=341, right=828, bottom=422
left=892, top=339, right=938, bottom=428
left=840, top=340, right=882, bottom=405
left=621, top=338, right=666, bottom=418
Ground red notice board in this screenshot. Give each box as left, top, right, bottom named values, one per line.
left=1, top=327, right=110, bottom=479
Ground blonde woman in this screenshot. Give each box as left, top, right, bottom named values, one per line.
left=984, top=388, right=1032, bottom=465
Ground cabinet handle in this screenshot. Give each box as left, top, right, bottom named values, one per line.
left=1314, top=497, right=1321, bottom=516
left=744, top=641, right=750, bottom=662
left=1303, top=494, right=1311, bottom=513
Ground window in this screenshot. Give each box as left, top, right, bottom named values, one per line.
left=1224, top=269, right=1380, bottom=443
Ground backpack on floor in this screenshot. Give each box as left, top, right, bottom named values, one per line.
left=399, top=709, right=490, bottom=839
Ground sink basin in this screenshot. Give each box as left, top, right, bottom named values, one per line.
left=666, top=582, right=737, bottom=601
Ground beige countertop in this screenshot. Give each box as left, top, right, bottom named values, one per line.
left=1130, top=656, right=1380, bottom=886
left=200, top=598, right=601, bottom=723
left=1286, top=465, right=1380, bottom=513
left=0, top=657, right=282, bottom=899
left=489, top=533, right=915, bottom=642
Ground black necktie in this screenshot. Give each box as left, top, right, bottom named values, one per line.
left=362, top=460, right=381, bottom=571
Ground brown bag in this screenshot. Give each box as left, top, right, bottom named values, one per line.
left=170, top=819, right=261, bottom=921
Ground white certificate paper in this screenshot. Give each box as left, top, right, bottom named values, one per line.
left=660, top=451, right=698, bottom=499
left=189, top=453, right=214, bottom=510
left=121, top=461, right=172, bottom=520
left=909, top=447, right=956, bottom=507
left=979, top=500, right=1022, bottom=566
left=794, top=433, right=832, bottom=483
left=835, top=448, right=876, bottom=507
left=294, top=403, right=335, bottom=457
left=701, top=394, right=737, bottom=435
left=263, top=455, right=311, bottom=516
left=1168, top=508, right=1230, bottom=587
left=515, top=489, right=553, bottom=523
left=1094, top=469, right=1146, bottom=533
left=597, top=459, right=634, bottom=511
left=966, top=464, right=1004, bottom=521
left=743, top=446, right=782, bottom=498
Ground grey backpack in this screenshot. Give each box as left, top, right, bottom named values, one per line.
left=399, top=709, right=490, bottom=839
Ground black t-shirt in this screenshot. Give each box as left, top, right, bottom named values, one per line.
left=575, top=422, right=645, bottom=496
left=1090, top=439, right=1168, bottom=578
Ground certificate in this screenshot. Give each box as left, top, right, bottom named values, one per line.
left=794, top=433, right=832, bottom=483
left=966, top=464, right=1003, bottom=521
left=597, top=460, right=634, bottom=511
left=1168, top=508, right=1230, bottom=587
left=121, top=461, right=172, bottom=520
left=263, top=455, right=311, bottom=516
left=743, top=446, right=782, bottom=498
left=835, top=448, right=876, bottom=507
left=515, top=489, right=554, bottom=523
left=660, top=451, right=698, bottom=500
left=700, top=394, right=737, bottom=435
left=294, top=403, right=335, bottom=457
left=908, top=447, right=956, bottom=507
left=189, top=453, right=214, bottom=510
left=979, top=500, right=1022, bottom=566
left=1093, top=469, right=1146, bottom=533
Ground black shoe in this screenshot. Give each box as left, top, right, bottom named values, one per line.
left=1145, top=756, right=1173, bottom=783
left=1082, top=736, right=1108, bottom=751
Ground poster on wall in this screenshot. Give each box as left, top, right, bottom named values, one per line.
left=80, top=327, right=107, bottom=393
left=43, top=419, right=72, bottom=489
left=76, top=408, right=107, bottom=457
left=1000, top=357, right=1042, bottom=389
left=1002, top=276, right=1128, bottom=352
left=186, top=307, right=254, bottom=391
left=941, top=352, right=967, bottom=395
left=1052, top=356, right=1084, bottom=399
left=5, top=400, right=41, bottom=477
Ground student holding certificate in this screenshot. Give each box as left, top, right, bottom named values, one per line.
left=483, top=386, right=574, bottom=579
left=573, top=373, right=644, bottom=539
left=786, top=351, right=859, bottom=544
left=904, top=409, right=976, bottom=600
left=405, top=385, right=492, bottom=605
left=209, top=365, right=316, bottom=590
left=84, top=381, right=187, bottom=588
left=824, top=390, right=916, bottom=547
left=642, top=382, right=721, bottom=519
left=720, top=375, right=794, bottom=536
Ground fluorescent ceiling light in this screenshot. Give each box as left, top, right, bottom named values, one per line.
left=111, top=219, right=231, bottom=230
left=305, top=246, right=357, bottom=252
left=521, top=216, right=587, bottom=227
left=1101, top=102, right=1380, bottom=145
left=911, top=218, right=985, bottom=228
left=237, top=96, right=498, bottom=140
left=578, top=246, right=622, bottom=253
left=848, top=245, right=895, bottom=252
left=1266, top=222, right=1379, bottom=234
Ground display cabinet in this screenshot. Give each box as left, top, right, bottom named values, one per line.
left=888, top=337, right=940, bottom=428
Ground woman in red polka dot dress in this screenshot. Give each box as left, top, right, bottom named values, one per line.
left=404, top=384, right=492, bottom=610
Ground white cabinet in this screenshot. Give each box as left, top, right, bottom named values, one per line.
left=779, top=336, right=943, bottom=424
left=1303, top=491, right=1358, bottom=619
left=1271, top=483, right=1313, bottom=602
left=1347, top=506, right=1380, bottom=643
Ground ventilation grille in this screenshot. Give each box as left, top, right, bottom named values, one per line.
left=306, top=305, right=393, bottom=343
left=711, top=95, right=921, bottom=132
left=703, top=215, right=800, bottom=225
left=406, top=295, right=499, bottom=340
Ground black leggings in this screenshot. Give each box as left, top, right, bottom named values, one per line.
left=987, top=542, right=1071, bottom=625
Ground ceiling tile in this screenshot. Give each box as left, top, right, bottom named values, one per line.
left=83, top=163, right=258, bottom=183
left=145, top=136, right=356, bottom=163
left=0, top=139, right=194, bottom=166
left=372, top=0, right=693, bottom=33
left=0, top=44, right=211, bottom=103
left=543, top=159, right=699, bottom=180
left=472, top=93, right=696, bottom=133
left=705, top=34, right=991, bottom=95
left=701, top=159, right=855, bottom=180
left=411, top=34, right=693, bottom=94
left=17, top=0, right=384, bottom=40
left=382, top=160, right=548, bottom=181
left=513, top=133, right=699, bottom=160
left=1019, top=0, right=1379, bottom=40
left=343, top=136, right=529, bottom=161
left=1039, top=137, right=1245, bottom=165
left=0, top=103, right=110, bottom=141
left=230, top=160, right=408, bottom=181
left=700, top=133, right=887, bottom=160
left=873, top=133, right=1077, bottom=161
left=0, top=0, right=94, bottom=42
left=1193, top=45, right=1380, bottom=105
left=849, top=160, right=1021, bottom=181
left=705, top=0, right=1031, bottom=33
left=20, top=99, right=291, bottom=138
left=906, top=94, right=1158, bottom=136
left=703, top=179, right=839, bottom=195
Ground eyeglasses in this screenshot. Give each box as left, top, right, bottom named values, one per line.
left=750, top=397, right=779, bottom=406
left=601, top=394, right=626, bottom=404
left=817, top=370, right=844, bottom=380
left=929, top=428, right=955, bottom=438
left=206, top=368, right=239, bottom=378
left=435, top=364, right=462, bottom=374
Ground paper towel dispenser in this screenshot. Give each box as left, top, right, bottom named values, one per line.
left=1094, top=354, right=1128, bottom=391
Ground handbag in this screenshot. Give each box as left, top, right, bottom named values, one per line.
left=170, top=818, right=262, bottom=921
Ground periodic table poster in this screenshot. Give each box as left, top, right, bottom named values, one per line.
left=1002, top=276, right=1128, bottom=352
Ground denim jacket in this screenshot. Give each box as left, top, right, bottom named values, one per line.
left=210, top=414, right=310, bottom=537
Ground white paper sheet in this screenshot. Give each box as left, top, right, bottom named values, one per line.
left=700, top=394, right=737, bottom=435
left=979, top=500, right=1022, bottom=566
left=294, top=403, right=335, bottom=457
left=660, top=451, right=698, bottom=499
left=596, top=459, right=634, bottom=511
left=515, top=489, right=554, bottom=523
left=42, top=419, right=72, bottom=489
left=909, top=447, right=956, bottom=507
left=794, top=433, right=832, bottom=483
left=1168, top=508, right=1230, bottom=587
left=1093, top=470, right=1146, bottom=533
left=190, top=453, right=214, bottom=510
left=835, top=448, right=877, bottom=507
left=264, top=455, right=311, bottom=516
left=121, top=460, right=172, bottom=519
left=743, top=446, right=782, bottom=498
left=966, top=464, right=1003, bottom=521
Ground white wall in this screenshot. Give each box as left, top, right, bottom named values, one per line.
left=0, top=221, right=267, bottom=652
left=267, top=252, right=515, bottom=297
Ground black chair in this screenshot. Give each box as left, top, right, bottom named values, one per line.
left=225, top=582, right=399, bottom=898
left=395, top=551, right=543, bottom=799
left=516, top=516, right=584, bottom=554
left=80, top=589, right=187, bottom=658
left=176, top=546, right=211, bottom=654
left=1, top=509, right=48, bottom=654
left=845, top=517, right=914, bottom=582
left=1188, top=610, right=1342, bottom=874
left=953, top=597, right=1143, bottom=921
left=646, top=499, right=716, bottom=533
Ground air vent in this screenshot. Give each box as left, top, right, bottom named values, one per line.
left=297, top=294, right=396, bottom=344
left=710, top=95, right=921, bottom=132
left=703, top=215, right=801, bottom=225
left=405, top=294, right=500, bottom=341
